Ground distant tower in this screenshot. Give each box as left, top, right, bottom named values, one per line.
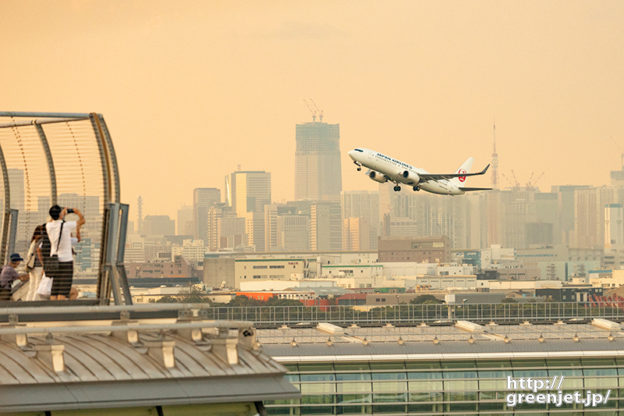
left=295, top=102, right=341, bottom=201
left=491, top=123, right=499, bottom=189
left=137, top=196, right=143, bottom=233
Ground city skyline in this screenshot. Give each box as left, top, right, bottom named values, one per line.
left=2, top=1, right=624, bottom=218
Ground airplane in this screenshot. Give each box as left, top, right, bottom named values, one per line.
left=348, top=147, right=492, bottom=195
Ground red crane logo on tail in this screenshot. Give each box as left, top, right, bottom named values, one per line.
left=458, top=169, right=467, bottom=182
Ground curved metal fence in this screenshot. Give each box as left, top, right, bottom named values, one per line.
left=0, top=112, right=127, bottom=304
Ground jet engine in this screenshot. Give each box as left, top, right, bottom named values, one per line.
left=368, top=170, right=388, bottom=183
left=401, top=170, right=420, bottom=185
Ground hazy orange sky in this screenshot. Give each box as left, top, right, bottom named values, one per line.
left=2, top=1, right=623, bottom=218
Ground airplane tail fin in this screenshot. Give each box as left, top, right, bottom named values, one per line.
left=452, top=157, right=474, bottom=185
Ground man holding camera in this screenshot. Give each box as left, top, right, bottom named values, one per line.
left=46, top=205, right=85, bottom=300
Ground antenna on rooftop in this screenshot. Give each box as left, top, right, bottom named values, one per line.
left=137, top=195, right=143, bottom=233
left=491, top=122, right=499, bottom=189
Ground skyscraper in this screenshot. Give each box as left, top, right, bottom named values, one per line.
left=605, top=203, right=624, bottom=249
left=225, top=171, right=271, bottom=251
left=176, top=205, right=193, bottom=236
left=193, top=188, right=220, bottom=241
left=310, top=201, right=342, bottom=251
left=341, top=190, right=379, bottom=249
left=295, top=120, right=341, bottom=201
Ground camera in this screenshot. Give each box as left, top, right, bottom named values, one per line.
left=67, top=208, right=74, bottom=214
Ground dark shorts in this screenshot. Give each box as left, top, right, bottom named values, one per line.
left=50, top=261, right=73, bottom=297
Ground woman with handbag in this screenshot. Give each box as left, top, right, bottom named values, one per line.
left=25, top=225, right=46, bottom=301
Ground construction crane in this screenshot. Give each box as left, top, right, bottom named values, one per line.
left=303, top=99, right=316, bottom=121
left=309, top=99, right=323, bottom=122
left=526, top=171, right=544, bottom=189
left=303, top=98, right=324, bottom=122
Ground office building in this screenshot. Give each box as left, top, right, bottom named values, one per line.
left=605, top=203, right=624, bottom=249
left=310, top=201, right=342, bottom=251
left=572, top=187, right=617, bottom=248
left=277, top=214, right=310, bottom=251
left=176, top=205, right=193, bottom=236
left=226, top=171, right=271, bottom=251
left=378, top=236, right=450, bottom=263
left=193, top=187, right=220, bottom=241
left=142, top=215, right=175, bottom=236
left=343, top=217, right=371, bottom=251
left=342, top=190, right=379, bottom=249
left=295, top=120, right=341, bottom=201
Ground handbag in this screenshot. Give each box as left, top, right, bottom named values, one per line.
left=44, top=221, right=64, bottom=275
left=37, top=274, right=53, bottom=297
left=26, top=240, right=37, bottom=270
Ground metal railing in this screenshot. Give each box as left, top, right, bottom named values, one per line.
left=0, top=112, right=127, bottom=305
left=204, top=302, right=624, bottom=327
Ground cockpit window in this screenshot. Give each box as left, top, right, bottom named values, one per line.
left=354, top=148, right=363, bottom=152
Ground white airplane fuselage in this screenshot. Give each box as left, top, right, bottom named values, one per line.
left=348, top=148, right=466, bottom=195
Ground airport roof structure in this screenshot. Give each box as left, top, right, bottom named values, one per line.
left=258, top=319, right=624, bottom=362
left=0, top=304, right=298, bottom=413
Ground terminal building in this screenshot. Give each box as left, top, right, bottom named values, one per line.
left=259, top=319, right=624, bottom=415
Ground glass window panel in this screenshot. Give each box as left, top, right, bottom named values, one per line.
left=547, top=359, right=582, bottom=368
left=334, top=362, right=370, bottom=372
left=373, top=379, right=407, bottom=395
left=408, top=379, right=444, bottom=392
left=300, top=382, right=335, bottom=396
left=406, top=361, right=441, bottom=371
left=285, top=373, right=300, bottom=383
left=408, top=392, right=444, bottom=414
left=583, top=359, right=618, bottom=390
left=478, top=391, right=507, bottom=411
left=370, top=362, right=406, bottom=371
left=300, top=373, right=335, bottom=382
left=441, top=360, right=477, bottom=370
left=372, top=404, right=406, bottom=414
left=265, top=401, right=301, bottom=416
left=444, top=379, right=478, bottom=392
left=336, top=381, right=371, bottom=394
left=512, top=359, right=548, bottom=378
left=582, top=359, right=616, bottom=368
left=336, top=402, right=372, bottom=415
left=300, top=393, right=334, bottom=415
left=477, top=361, right=512, bottom=391
left=336, top=372, right=371, bottom=381
left=444, top=391, right=478, bottom=412
left=298, top=364, right=333, bottom=372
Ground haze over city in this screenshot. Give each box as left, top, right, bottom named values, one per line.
left=2, top=0, right=624, bottom=217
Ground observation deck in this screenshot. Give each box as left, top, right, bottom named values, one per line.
left=0, top=112, right=130, bottom=304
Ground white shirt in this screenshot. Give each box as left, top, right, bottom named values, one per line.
left=46, top=220, right=77, bottom=262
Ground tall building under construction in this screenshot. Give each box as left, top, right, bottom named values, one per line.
left=295, top=120, right=342, bottom=201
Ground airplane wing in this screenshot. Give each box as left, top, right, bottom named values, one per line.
left=459, top=187, right=493, bottom=192
left=418, top=164, right=490, bottom=182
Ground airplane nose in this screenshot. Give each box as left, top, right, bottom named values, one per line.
left=348, top=150, right=356, bottom=159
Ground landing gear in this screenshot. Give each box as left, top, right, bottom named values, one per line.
left=393, top=185, right=401, bottom=191
left=413, top=186, right=420, bottom=191
left=354, top=161, right=362, bottom=171
left=357, top=167, right=361, bottom=171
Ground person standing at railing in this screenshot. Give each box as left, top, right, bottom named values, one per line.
left=25, top=225, right=46, bottom=301
left=46, top=205, right=86, bottom=301
left=0, top=253, right=29, bottom=301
